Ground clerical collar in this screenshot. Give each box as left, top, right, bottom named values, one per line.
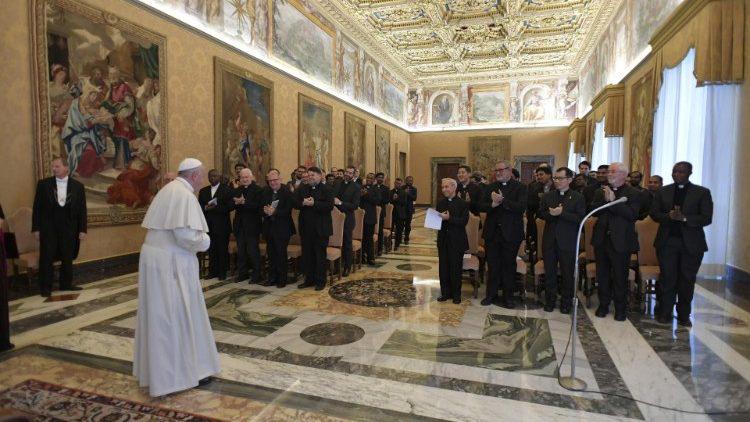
left=56, top=176, right=68, bottom=183
left=612, top=187, right=618, bottom=191
left=176, top=176, right=194, bottom=193
left=502, top=182, right=507, bottom=186
left=461, top=182, right=468, bottom=188
left=448, top=197, right=453, bottom=202
left=559, top=189, right=568, bottom=195
left=677, top=183, right=688, bottom=189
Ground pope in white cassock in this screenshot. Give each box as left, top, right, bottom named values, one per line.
left=133, top=158, right=220, bottom=397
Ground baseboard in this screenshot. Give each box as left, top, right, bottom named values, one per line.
left=73, top=253, right=140, bottom=284
left=726, top=265, right=750, bottom=283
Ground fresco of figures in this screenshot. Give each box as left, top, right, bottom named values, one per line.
left=375, top=126, right=390, bottom=176
left=469, top=86, right=509, bottom=124
left=344, top=113, right=366, bottom=175
left=299, top=95, right=332, bottom=171
left=33, top=0, right=166, bottom=225
left=215, top=59, right=272, bottom=185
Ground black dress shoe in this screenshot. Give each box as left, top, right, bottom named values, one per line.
left=543, top=304, right=554, bottom=312
left=218, top=275, right=227, bottom=281
left=595, top=306, right=608, bottom=318
left=437, top=296, right=451, bottom=302
left=367, top=260, right=376, bottom=266
left=204, top=273, right=218, bottom=280
left=342, top=268, right=350, bottom=277
left=480, top=297, right=494, bottom=306
left=298, top=282, right=314, bottom=289
left=236, top=274, right=249, bottom=283
left=276, top=282, right=286, bottom=288
left=614, top=312, right=627, bottom=322
left=198, top=377, right=213, bottom=386
left=314, top=285, right=325, bottom=291
left=656, top=314, right=672, bottom=324
left=452, top=298, right=462, bottom=304
left=404, top=240, right=409, bottom=245
left=62, top=286, right=83, bottom=291
left=260, top=281, right=274, bottom=287
left=499, top=298, right=515, bottom=309
left=677, top=318, right=692, bottom=327
left=559, top=304, right=571, bottom=314
left=41, top=291, right=51, bottom=298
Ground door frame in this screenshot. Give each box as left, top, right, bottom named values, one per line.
left=430, top=156, right=465, bottom=206
left=513, top=155, right=555, bottom=183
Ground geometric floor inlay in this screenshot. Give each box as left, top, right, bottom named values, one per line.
left=299, top=323, right=366, bottom=346
left=328, top=278, right=434, bottom=308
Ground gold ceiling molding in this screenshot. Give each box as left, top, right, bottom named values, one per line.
left=312, top=0, right=619, bottom=87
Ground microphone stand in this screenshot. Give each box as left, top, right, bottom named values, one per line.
left=559, top=195, right=627, bottom=391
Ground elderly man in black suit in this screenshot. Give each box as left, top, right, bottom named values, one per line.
left=261, top=169, right=296, bottom=288
left=335, top=166, right=361, bottom=277
left=295, top=167, right=334, bottom=291
left=436, top=178, right=469, bottom=304
left=360, top=173, right=381, bottom=265
left=479, top=160, right=527, bottom=308
left=650, top=162, right=712, bottom=327
left=403, top=176, right=418, bottom=245
left=538, top=167, right=586, bottom=314
left=591, top=162, right=642, bottom=321
left=232, top=168, right=264, bottom=284
left=198, top=169, right=233, bottom=280
left=32, top=158, right=87, bottom=297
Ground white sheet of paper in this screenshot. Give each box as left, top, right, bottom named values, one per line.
left=271, top=200, right=279, bottom=209
left=208, top=198, right=218, bottom=206
left=424, top=208, right=443, bottom=230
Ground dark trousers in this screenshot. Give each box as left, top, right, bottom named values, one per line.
left=207, top=229, right=229, bottom=278
left=404, top=211, right=414, bottom=242
left=302, top=232, right=328, bottom=287
left=526, top=211, right=538, bottom=256
left=394, top=218, right=406, bottom=248
left=543, top=245, right=576, bottom=306
left=342, top=217, right=354, bottom=270
left=486, top=238, right=521, bottom=300
left=595, top=240, right=630, bottom=311
left=657, top=236, right=703, bottom=320
left=39, top=231, right=75, bottom=292
left=377, top=213, right=386, bottom=254
left=438, top=240, right=463, bottom=299
left=363, top=223, right=376, bottom=262
left=267, top=234, right=290, bottom=285
left=236, top=234, right=262, bottom=282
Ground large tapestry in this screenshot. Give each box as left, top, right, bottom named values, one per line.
left=298, top=94, right=332, bottom=171
left=375, top=125, right=391, bottom=176
left=629, top=72, right=654, bottom=178
left=214, top=58, right=272, bottom=184
left=31, top=0, right=166, bottom=226
left=469, top=136, right=511, bottom=180
left=344, top=113, right=366, bottom=174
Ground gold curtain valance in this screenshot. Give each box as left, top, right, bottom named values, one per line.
left=589, top=84, right=625, bottom=138
left=650, top=0, right=744, bottom=99
left=568, top=118, right=587, bottom=154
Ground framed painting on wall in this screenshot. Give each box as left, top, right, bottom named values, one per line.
left=344, top=112, right=366, bottom=174
left=469, top=86, right=510, bottom=124
left=214, top=58, right=273, bottom=185
left=30, top=0, right=167, bottom=226
left=298, top=94, right=332, bottom=171
left=375, top=125, right=390, bottom=177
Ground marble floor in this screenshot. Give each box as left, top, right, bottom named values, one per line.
left=3, top=209, right=750, bottom=421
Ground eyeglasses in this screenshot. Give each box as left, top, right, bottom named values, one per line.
left=552, top=176, right=571, bottom=181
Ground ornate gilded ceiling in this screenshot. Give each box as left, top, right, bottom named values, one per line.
left=313, top=0, right=619, bottom=87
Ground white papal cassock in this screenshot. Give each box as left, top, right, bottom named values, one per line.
left=133, top=177, right=220, bottom=397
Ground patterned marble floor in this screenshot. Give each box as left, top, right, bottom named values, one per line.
left=3, top=210, right=750, bottom=421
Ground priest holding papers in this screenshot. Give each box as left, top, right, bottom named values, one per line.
left=134, top=158, right=220, bottom=397
left=434, top=178, right=469, bottom=304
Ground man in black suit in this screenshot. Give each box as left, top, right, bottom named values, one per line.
left=584, top=165, right=609, bottom=210
left=436, top=178, right=470, bottom=304
left=650, top=162, right=712, bottom=327
left=390, top=178, right=408, bottom=250
left=335, top=166, right=361, bottom=276
left=198, top=169, right=232, bottom=280
left=32, top=158, right=87, bottom=297
left=375, top=172, right=390, bottom=254
left=457, top=165, right=482, bottom=215
left=578, top=161, right=598, bottom=187
left=538, top=167, right=586, bottom=314
left=295, top=167, right=334, bottom=291
left=360, top=173, right=381, bottom=265
left=403, top=176, right=417, bottom=245
left=628, top=170, right=651, bottom=220
left=287, top=165, right=306, bottom=193
left=261, top=169, right=296, bottom=288
left=648, top=174, right=663, bottom=194
left=527, top=166, right=553, bottom=262
left=479, top=160, right=527, bottom=308
left=591, top=162, right=642, bottom=321
left=232, top=168, right=264, bottom=283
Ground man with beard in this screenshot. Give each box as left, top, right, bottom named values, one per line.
left=287, top=165, right=306, bottom=193
left=628, top=170, right=651, bottom=220
left=584, top=164, right=609, bottom=210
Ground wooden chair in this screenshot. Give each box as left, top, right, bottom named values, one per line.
left=462, top=213, right=481, bottom=298
left=351, top=208, right=365, bottom=272
left=636, top=217, right=660, bottom=312
left=326, top=208, right=345, bottom=284
left=6, top=207, right=39, bottom=287
left=532, top=218, right=546, bottom=301
left=382, top=203, right=394, bottom=252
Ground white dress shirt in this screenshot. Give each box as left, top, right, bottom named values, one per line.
left=210, top=183, right=219, bottom=198
left=56, top=176, right=68, bottom=206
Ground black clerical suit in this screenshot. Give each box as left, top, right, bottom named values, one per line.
left=650, top=182, right=712, bottom=322
left=583, top=181, right=604, bottom=211
left=457, top=181, right=482, bottom=216
left=336, top=180, right=361, bottom=272
left=360, top=184, right=381, bottom=263
left=590, top=184, right=642, bottom=316
left=233, top=182, right=264, bottom=283
left=527, top=181, right=553, bottom=259
left=32, top=176, right=87, bottom=294
left=199, top=183, right=232, bottom=279
left=261, top=185, right=296, bottom=287
left=375, top=182, right=390, bottom=254
left=390, top=187, right=408, bottom=249
left=296, top=182, right=334, bottom=288
left=538, top=189, right=586, bottom=308
left=436, top=196, right=469, bottom=301
left=632, top=186, right=652, bottom=221
left=480, top=179, right=527, bottom=304
left=403, top=184, right=417, bottom=243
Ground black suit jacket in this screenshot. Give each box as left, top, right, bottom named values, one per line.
left=527, top=182, right=553, bottom=215
left=360, top=184, right=381, bottom=225
left=633, top=187, right=652, bottom=221
left=649, top=183, right=712, bottom=255
left=479, top=179, right=527, bottom=244
left=261, top=185, right=296, bottom=239
left=295, top=183, right=334, bottom=237
left=457, top=182, right=482, bottom=215
left=390, top=187, right=408, bottom=220
left=436, top=196, right=469, bottom=253
left=198, top=183, right=232, bottom=236
left=590, top=184, right=642, bottom=253
left=232, top=182, right=264, bottom=236
left=375, top=183, right=390, bottom=210
left=538, top=189, right=586, bottom=252
left=404, top=185, right=417, bottom=214
left=336, top=180, right=361, bottom=229
left=32, top=176, right=87, bottom=259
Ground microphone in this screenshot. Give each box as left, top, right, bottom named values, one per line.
left=610, top=196, right=628, bottom=205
